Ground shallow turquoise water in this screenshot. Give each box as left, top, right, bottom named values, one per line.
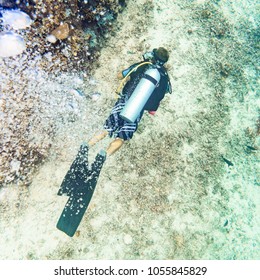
left=0, top=0, right=259, bottom=260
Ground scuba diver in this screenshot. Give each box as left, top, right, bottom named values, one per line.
left=88, top=47, right=172, bottom=155
left=56, top=47, right=172, bottom=237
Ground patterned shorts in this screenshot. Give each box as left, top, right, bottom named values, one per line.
left=104, top=99, right=142, bottom=141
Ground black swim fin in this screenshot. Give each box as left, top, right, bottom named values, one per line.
left=57, top=143, right=89, bottom=197
left=56, top=150, right=106, bottom=237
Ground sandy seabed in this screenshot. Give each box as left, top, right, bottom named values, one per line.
left=0, top=0, right=259, bottom=259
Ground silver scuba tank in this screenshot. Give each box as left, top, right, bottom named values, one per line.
left=119, top=68, right=160, bottom=123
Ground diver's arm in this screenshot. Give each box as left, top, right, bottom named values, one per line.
left=117, top=72, right=124, bottom=79
left=117, top=62, right=142, bottom=80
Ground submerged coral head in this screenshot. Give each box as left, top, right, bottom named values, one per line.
left=1, top=9, right=32, bottom=30
left=0, top=31, right=26, bottom=57
left=51, top=23, right=70, bottom=40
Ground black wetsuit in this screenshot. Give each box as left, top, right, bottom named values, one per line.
left=104, top=61, right=172, bottom=140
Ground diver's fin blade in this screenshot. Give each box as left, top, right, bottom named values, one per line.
left=56, top=189, right=95, bottom=237
left=56, top=150, right=106, bottom=237
left=88, top=150, right=106, bottom=187
left=57, top=143, right=89, bottom=197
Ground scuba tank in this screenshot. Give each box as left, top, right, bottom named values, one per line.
left=119, top=68, right=160, bottom=123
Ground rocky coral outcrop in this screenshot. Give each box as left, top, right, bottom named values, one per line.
left=1, top=0, right=126, bottom=70
left=0, top=0, right=127, bottom=187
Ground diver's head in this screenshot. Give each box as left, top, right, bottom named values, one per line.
left=143, top=47, right=169, bottom=65
left=153, top=47, right=169, bottom=65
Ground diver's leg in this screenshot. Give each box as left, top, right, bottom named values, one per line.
left=88, top=130, right=108, bottom=146
left=106, top=138, right=124, bottom=156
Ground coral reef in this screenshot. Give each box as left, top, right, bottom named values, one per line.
left=1, top=0, right=126, bottom=70
left=0, top=0, right=127, bottom=187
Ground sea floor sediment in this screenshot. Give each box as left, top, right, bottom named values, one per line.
left=0, top=0, right=259, bottom=259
